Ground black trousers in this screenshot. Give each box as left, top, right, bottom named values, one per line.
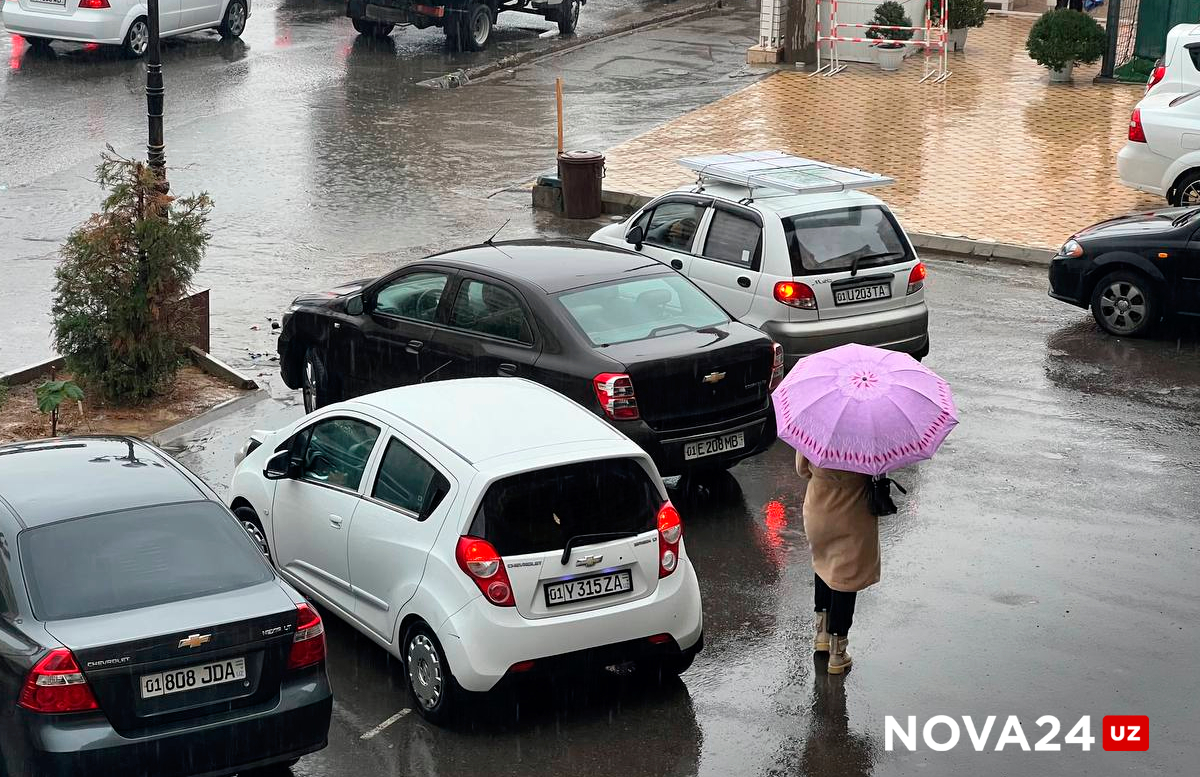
left=814, top=574, right=857, bottom=636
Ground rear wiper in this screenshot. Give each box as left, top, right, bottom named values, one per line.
left=561, top=531, right=639, bottom=565
left=647, top=323, right=694, bottom=338
left=849, top=251, right=903, bottom=277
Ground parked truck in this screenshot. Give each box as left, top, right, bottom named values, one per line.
left=346, top=0, right=583, bottom=50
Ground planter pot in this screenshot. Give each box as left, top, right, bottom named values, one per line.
left=1049, top=62, right=1074, bottom=83
left=947, top=27, right=968, bottom=52
left=876, top=46, right=905, bottom=72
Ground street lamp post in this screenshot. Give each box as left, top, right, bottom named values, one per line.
left=145, top=0, right=168, bottom=192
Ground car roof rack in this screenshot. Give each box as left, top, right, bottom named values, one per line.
left=679, top=151, right=893, bottom=201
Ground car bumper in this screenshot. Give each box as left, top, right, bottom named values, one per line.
left=1117, top=142, right=1169, bottom=197
left=620, top=407, right=776, bottom=476
left=1, top=7, right=126, bottom=44
left=1048, top=256, right=1091, bottom=308
left=763, top=302, right=929, bottom=364
left=15, top=667, right=332, bottom=777
left=439, top=556, right=704, bottom=693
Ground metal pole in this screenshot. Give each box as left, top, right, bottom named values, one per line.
left=146, top=0, right=168, bottom=190
left=555, top=77, right=564, bottom=154
left=1101, top=0, right=1121, bottom=80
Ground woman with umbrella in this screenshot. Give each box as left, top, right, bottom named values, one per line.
left=773, top=344, right=957, bottom=674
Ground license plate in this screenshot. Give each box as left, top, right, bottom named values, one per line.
left=140, top=657, right=246, bottom=699
left=32, top=0, right=67, bottom=6
left=834, top=283, right=891, bottom=305
left=683, top=431, right=745, bottom=460
left=544, top=570, right=633, bottom=607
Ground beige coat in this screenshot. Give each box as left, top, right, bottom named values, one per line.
left=797, top=451, right=880, bottom=593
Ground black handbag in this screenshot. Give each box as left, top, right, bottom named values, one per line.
left=867, top=476, right=907, bottom=517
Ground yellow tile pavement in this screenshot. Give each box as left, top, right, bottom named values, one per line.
left=601, top=15, right=1159, bottom=250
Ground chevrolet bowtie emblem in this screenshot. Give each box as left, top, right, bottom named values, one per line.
left=576, top=555, right=603, bottom=568
left=702, top=371, right=726, bottom=384
left=178, top=634, right=212, bottom=649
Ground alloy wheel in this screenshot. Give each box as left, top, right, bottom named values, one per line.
left=1182, top=181, right=1200, bottom=206
left=471, top=11, right=490, bottom=47
left=302, top=357, right=317, bottom=413
left=228, top=3, right=246, bottom=35
left=128, top=21, right=149, bottom=56
left=1098, top=281, right=1147, bottom=334
left=407, top=633, right=443, bottom=710
left=569, top=0, right=580, bottom=28
left=241, top=520, right=269, bottom=557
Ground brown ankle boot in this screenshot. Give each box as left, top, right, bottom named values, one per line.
left=813, top=612, right=830, bottom=652
left=828, top=635, right=852, bottom=674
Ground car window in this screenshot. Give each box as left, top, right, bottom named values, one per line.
left=557, top=274, right=728, bottom=346
left=644, top=201, right=706, bottom=252
left=372, top=437, right=450, bottom=519
left=467, top=458, right=658, bottom=556
left=20, top=502, right=273, bottom=621
left=448, top=279, right=534, bottom=344
left=782, top=206, right=912, bottom=275
left=301, top=417, right=380, bottom=491
left=701, top=207, right=762, bottom=269
left=373, top=272, right=449, bottom=322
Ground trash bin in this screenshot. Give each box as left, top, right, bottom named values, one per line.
left=557, top=150, right=605, bottom=219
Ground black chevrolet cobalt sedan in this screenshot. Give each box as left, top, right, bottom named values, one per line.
left=277, top=239, right=785, bottom=476
left=1049, top=208, right=1200, bottom=337
left=0, top=437, right=332, bottom=777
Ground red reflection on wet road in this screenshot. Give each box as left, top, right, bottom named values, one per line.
left=9, top=35, right=25, bottom=72
left=764, top=499, right=787, bottom=550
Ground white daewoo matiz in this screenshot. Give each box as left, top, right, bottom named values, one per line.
left=228, top=378, right=703, bottom=724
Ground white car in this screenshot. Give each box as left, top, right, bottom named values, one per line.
left=228, top=378, right=704, bottom=724
left=2, top=0, right=249, bottom=57
left=1144, top=24, right=1200, bottom=97
left=589, top=152, right=929, bottom=366
left=1118, top=89, right=1200, bottom=205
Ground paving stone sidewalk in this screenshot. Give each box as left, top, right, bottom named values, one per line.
left=601, top=15, right=1159, bottom=251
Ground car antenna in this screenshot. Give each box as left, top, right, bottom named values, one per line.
left=485, top=219, right=511, bottom=246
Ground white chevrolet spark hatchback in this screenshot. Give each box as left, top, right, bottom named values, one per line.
left=2, top=0, right=249, bottom=57
left=228, top=378, right=703, bottom=724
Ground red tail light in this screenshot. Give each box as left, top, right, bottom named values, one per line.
left=593, top=373, right=639, bottom=420
left=78, top=0, right=110, bottom=8
left=657, top=502, right=683, bottom=578
left=1129, top=109, right=1147, bottom=143
left=456, top=537, right=515, bottom=606
left=287, top=603, right=326, bottom=670
left=19, top=649, right=99, bottom=713
left=774, top=281, right=816, bottom=310
left=907, top=262, right=927, bottom=294
left=1145, top=64, right=1165, bottom=95
left=769, top=342, right=786, bottom=390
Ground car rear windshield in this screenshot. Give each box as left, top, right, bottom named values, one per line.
left=556, top=274, right=728, bottom=346
left=20, top=501, right=273, bottom=621
left=467, top=458, right=660, bottom=556
left=783, top=205, right=912, bottom=275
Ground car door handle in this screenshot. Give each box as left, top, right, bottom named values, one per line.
left=737, top=276, right=752, bottom=288
left=406, top=340, right=423, bottom=355
left=498, top=363, right=518, bottom=376
left=670, top=259, right=684, bottom=270
left=329, top=514, right=345, bottom=529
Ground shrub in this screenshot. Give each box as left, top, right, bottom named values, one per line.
left=867, top=1, right=915, bottom=43
left=930, top=0, right=988, bottom=29
left=1026, top=9, right=1106, bottom=71
left=52, top=151, right=212, bottom=403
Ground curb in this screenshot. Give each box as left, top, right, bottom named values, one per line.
left=0, top=357, right=67, bottom=386
left=150, top=389, right=273, bottom=448
left=188, top=346, right=259, bottom=390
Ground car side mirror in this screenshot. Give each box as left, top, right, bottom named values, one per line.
left=625, top=225, right=645, bottom=250
left=263, top=450, right=293, bottom=480
left=346, top=294, right=365, bottom=316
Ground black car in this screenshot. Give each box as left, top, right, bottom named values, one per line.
left=0, top=437, right=332, bottom=777
left=278, top=239, right=784, bottom=476
left=1049, top=208, right=1200, bottom=337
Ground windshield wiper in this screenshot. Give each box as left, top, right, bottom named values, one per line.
left=849, top=251, right=903, bottom=277
left=561, top=531, right=639, bottom=565
left=1171, top=207, right=1200, bottom=226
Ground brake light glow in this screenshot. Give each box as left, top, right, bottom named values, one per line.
left=774, top=281, right=817, bottom=310
left=287, top=603, right=327, bottom=670
left=648, top=633, right=672, bottom=645
left=657, top=502, right=683, bottom=578
left=907, top=262, right=927, bottom=294
left=1128, top=108, right=1147, bottom=143
left=593, top=373, right=639, bottom=421
left=1145, top=64, right=1165, bottom=95
left=769, top=343, right=786, bottom=390
left=78, top=0, right=110, bottom=8
left=19, top=649, right=99, bottom=713
left=456, top=537, right=515, bottom=606
left=509, top=660, right=536, bottom=673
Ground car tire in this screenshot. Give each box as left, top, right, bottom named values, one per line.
left=552, top=0, right=581, bottom=35
left=22, top=36, right=53, bottom=49
left=912, top=338, right=930, bottom=362
left=403, top=623, right=463, bottom=725
left=351, top=17, right=394, bottom=37
left=218, top=0, right=248, bottom=39
left=1168, top=169, right=1200, bottom=207
left=122, top=17, right=150, bottom=58
left=457, top=3, right=492, bottom=51
left=234, top=506, right=271, bottom=560
left=301, top=346, right=338, bottom=414
left=1089, top=270, right=1158, bottom=338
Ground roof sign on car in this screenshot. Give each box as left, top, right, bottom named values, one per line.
left=678, top=151, right=894, bottom=199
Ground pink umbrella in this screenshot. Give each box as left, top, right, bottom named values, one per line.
left=772, top=344, right=957, bottom=476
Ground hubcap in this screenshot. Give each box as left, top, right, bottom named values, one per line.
left=229, top=3, right=246, bottom=34
left=570, top=0, right=579, bottom=26
left=472, top=11, right=489, bottom=45
left=242, top=520, right=269, bottom=556
left=1099, top=281, right=1147, bottom=334
left=407, top=634, right=443, bottom=710
left=129, top=22, right=148, bottom=55
left=1183, top=182, right=1200, bottom=206
left=303, top=358, right=317, bottom=411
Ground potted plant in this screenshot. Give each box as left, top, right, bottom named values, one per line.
left=1025, top=9, right=1106, bottom=83
left=930, top=0, right=988, bottom=52
left=867, top=1, right=914, bottom=72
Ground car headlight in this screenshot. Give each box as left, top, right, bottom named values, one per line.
left=1060, top=239, right=1084, bottom=258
